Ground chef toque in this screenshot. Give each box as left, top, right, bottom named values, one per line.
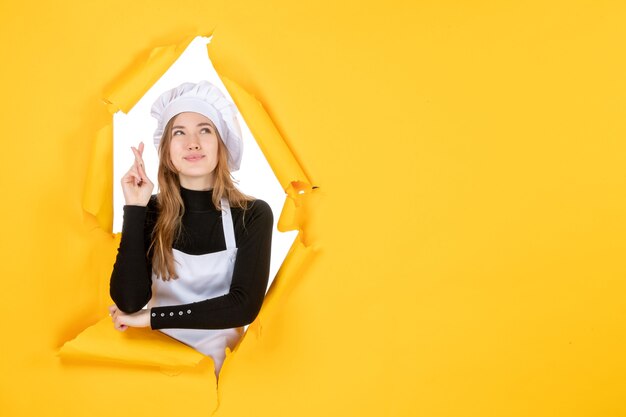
left=151, top=80, right=243, bottom=172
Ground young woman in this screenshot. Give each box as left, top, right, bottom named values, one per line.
left=108, top=81, right=274, bottom=377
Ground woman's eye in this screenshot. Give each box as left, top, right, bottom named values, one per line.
left=173, top=130, right=184, bottom=136
left=200, top=128, right=211, bottom=134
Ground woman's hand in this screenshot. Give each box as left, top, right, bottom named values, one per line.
left=121, top=141, right=154, bottom=207
left=108, top=304, right=151, bottom=331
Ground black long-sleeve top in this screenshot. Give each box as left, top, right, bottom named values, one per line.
left=109, top=186, right=273, bottom=330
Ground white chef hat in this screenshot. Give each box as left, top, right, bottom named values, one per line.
left=151, top=80, right=243, bottom=171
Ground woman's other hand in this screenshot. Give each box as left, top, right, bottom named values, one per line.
left=108, top=304, right=151, bottom=331
left=121, top=141, right=154, bottom=206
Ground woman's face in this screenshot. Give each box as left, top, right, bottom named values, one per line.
left=168, top=112, right=219, bottom=190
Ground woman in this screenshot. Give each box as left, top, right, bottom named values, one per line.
left=108, top=81, right=274, bottom=377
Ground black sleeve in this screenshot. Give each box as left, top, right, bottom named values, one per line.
left=149, top=199, right=274, bottom=330
left=109, top=196, right=157, bottom=313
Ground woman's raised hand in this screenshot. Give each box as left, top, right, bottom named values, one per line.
left=121, top=141, right=154, bottom=206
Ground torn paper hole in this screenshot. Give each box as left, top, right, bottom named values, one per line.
left=71, top=35, right=318, bottom=379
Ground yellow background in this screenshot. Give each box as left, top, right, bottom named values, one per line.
left=1, top=1, right=626, bottom=416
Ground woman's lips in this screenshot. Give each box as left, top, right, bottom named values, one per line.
left=184, top=155, right=205, bottom=162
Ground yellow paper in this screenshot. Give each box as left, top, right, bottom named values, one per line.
left=2, top=1, right=626, bottom=416
left=58, top=317, right=207, bottom=371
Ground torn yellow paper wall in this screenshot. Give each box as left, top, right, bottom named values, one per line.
left=2, top=1, right=626, bottom=417
left=82, top=125, right=113, bottom=231
left=58, top=317, right=207, bottom=371
left=103, top=36, right=202, bottom=114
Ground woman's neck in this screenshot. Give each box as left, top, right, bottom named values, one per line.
left=179, top=185, right=216, bottom=212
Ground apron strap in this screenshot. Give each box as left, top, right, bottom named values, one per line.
left=220, top=197, right=237, bottom=249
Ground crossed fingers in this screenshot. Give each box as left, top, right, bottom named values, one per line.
left=130, top=142, right=147, bottom=187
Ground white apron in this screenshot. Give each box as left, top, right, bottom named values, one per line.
left=148, top=196, right=243, bottom=375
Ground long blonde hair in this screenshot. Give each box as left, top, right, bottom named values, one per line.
left=149, top=115, right=254, bottom=281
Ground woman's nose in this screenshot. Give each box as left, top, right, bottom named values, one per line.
left=187, top=135, right=200, bottom=150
